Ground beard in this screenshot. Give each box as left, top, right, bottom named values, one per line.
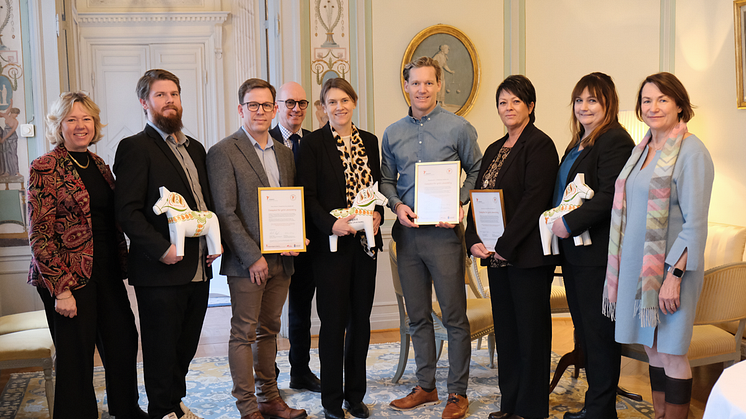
left=151, top=105, right=184, bottom=134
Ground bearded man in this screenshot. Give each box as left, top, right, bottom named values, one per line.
left=114, top=68, right=220, bottom=419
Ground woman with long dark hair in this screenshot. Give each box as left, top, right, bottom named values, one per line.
left=552, top=73, right=634, bottom=419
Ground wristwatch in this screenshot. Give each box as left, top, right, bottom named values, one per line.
left=668, top=266, right=684, bottom=278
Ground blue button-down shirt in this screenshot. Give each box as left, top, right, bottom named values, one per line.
left=242, top=126, right=281, bottom=188
left=381, top=105, right=482, bottom=210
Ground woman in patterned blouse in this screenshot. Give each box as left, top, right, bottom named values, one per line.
left=465, top=75, right=559, bottom=419
left=27, top=92, right=145, bottom=418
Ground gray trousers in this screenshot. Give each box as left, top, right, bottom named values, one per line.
left=393, top=221, right=471, bottom=394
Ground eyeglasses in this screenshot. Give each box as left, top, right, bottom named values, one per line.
left=241, top=102, right=275, bottom=112
left=277, top=99, right=309, bottom=110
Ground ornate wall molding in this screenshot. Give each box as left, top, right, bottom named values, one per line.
left=76, top=12, right=227, bottom=25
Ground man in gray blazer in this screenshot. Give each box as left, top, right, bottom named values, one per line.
left=206, top=78, right=306, bottom=419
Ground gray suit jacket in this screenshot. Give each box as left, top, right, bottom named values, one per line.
left=206, top=128, right=296, bottom=277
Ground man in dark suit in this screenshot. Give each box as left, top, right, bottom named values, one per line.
left=114, top=69, right=220, bottom=419
left=268, top=82, right=321, bottom=393
left=206, top=78, right=307, bottom=419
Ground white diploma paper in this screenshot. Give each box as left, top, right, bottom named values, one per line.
left=414, top=161, right=461, bottom=225
left=258, top=187, right=306, bottom=253
left=470, top=190, right=506, bottom=253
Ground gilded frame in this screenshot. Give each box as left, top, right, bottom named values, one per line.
left=735, top=0, right=746, bottom=108
left=400, top=24, right=480, bottom=116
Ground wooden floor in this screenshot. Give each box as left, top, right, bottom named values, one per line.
left=1, top=297, right=723, bottom=419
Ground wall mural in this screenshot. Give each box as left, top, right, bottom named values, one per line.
left=310, top=0, right=350, bottom=130
left=0, top=0, right=28, bottom=246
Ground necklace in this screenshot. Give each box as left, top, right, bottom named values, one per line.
left=69, top=153, right=90, bottom=169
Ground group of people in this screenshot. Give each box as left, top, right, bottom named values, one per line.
left=26, top=58, right=713, bottom=419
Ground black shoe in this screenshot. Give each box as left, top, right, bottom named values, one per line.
left=289, top=372, right=322, bottom=392
left=488, top=412, right=513, bottom=419
left=324, top=408, right=345, bottom=419
left=564, top=407, right=587, bottom=419
left=344, top=400, right=370, bottom=418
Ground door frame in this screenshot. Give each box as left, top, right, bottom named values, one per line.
left=75, top=11, right=229, bottom=149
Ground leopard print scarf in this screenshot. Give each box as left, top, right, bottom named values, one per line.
left=332, top=124, right=372, bottom=207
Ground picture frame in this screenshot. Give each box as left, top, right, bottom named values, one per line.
left=400, top=24, right=480, bottom=116
left=734, top=0, right=746, bottom=108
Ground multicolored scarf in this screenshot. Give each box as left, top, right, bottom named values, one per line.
left=603, top=122, right=686, bottom=327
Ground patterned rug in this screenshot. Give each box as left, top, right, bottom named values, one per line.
left=0, top=342, right=653, bottom=418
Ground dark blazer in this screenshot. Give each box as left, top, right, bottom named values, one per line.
left=559, top=124, right=634, bottom=266
left=114, top=124, right=214, bottom=286
left=206, top=128, right=296, bottom=277
left=268, top=125, right=311, bottom=145
left=297, top=123, right=384, bottom=253
left=28, top=144, right=128, bottom=295
left=465, top=123, right=559, bottom=269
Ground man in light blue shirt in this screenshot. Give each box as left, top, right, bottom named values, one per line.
left=382, top=57, right=482, bottom=419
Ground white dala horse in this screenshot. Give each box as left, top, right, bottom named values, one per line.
left=538, top=173, right=594, bottom=255
left=329, top=182, right=388, bottom=252
left=153, top=186, right=222, bottom=257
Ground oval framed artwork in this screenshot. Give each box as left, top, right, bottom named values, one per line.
left=400, top=24, right=480, bottom=116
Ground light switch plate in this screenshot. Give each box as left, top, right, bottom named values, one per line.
left=20, top=124, right=34, bottom=137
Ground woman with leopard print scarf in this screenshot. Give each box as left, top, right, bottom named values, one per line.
left=296, top=78, right=384, bottom=419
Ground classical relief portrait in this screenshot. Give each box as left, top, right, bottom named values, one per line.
left=401, top=25, right=480, bottom=116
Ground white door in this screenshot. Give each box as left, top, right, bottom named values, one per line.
left=150, top=44, right=207, bottom=145
left=89, top=45, right=148, bottom=165
left=87, top=43, right=208, bottom=166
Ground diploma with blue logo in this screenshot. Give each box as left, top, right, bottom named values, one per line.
left=414, top=161, right=461, bottom=225
left=258, top=187, right=306, bottom=253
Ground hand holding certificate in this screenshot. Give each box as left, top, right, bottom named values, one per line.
left=258, top=187, right=306, bottom=253
left=470, top=189, right=506, bottom=253
left=414, top=161, right=461, bottom=225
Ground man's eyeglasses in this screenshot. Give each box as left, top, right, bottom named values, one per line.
left=241, top=102, right=275, bottom=112
left=277, top=99, right=309, bottom=110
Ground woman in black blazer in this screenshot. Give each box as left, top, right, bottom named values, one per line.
left=296, top=78, right=383, bottom=419
left=465, top=75, right=558, bottom=419
left=551, top=73, right=634, bottom=419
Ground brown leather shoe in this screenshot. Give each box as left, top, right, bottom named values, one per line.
left=441, top=393, right=469, bottom=419
left=241, top=412, right=263, bottom=419
left=258, top=397, right=308, bottom=419
left=488, top=412, right=512, bottom=419
left=389, top=386, right=441, bottom=410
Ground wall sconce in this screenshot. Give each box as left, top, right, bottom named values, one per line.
left=618, top=110, right=648, bottom=145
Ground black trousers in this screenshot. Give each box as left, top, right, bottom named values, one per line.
left=489, top=265, right=553, bottom=419
left=562, top=262, right=621, bottom=419
left=38, top=276, right=140, bottom=419
left=135, top=281, right=209, bottom=418
left=287, top=250, right=316, bottom=377
left=313, top=243, right=376, bottom=411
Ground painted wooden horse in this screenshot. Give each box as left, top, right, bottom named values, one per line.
left=153, top=186, right=222, bottom=257
left=538, top=173, right=594, bottom=255
left=329, top=182, right=388, bottom=252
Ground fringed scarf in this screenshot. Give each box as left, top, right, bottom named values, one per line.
left=603, top=122, right=686, bottom=328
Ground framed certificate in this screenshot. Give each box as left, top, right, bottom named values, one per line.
left=258, top=187, right=306, bottom=253
left=469, top=189, right=506, bottom=253
left=414, top=161, right=461, bottom=225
